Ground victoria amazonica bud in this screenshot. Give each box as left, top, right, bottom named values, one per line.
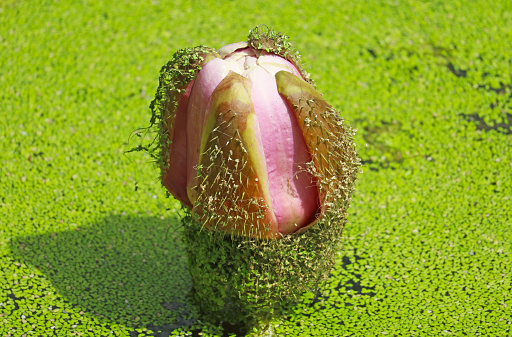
left=145, top=25, right=360, bottom=330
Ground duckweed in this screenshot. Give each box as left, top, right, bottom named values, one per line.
left=1, top=0, right=511, bottom=336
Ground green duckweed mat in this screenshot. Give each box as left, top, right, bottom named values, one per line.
left=1, top=0, right=511, bottom=336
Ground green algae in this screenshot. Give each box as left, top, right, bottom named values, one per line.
left=1, top=0, right=511, bottom=336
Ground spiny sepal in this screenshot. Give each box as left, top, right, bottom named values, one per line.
left=148, top=46, right=219, bottom=175
left=275, top=70, right=361, bottom=232
left=190, top=72, right=280, bottom=239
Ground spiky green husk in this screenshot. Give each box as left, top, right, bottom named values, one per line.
left=182, top=199, right=347, bottom=327
left=146, top=46, right=218, bottom=174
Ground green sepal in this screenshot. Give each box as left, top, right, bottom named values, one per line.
left=276, top=70, right=360, bottom=230
left=143, top=46, right=220, bottom=178
left=193, top=72, right=279, bottom=239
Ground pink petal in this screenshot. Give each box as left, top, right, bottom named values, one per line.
left=162, top=81, right=194, bottom=208
left=246, top=66, right=319, bottom=234
left=222, top=48, right=257, bottom=71
left=256, top=52, right=302, bottom=77
left=217, top=41, right=249, bottom=58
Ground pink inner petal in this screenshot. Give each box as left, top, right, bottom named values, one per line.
left=246, top=66, right=318, bottom=234
left=257, top=53, right=302, bottom=77
left=162, top=81, right=194, bottom=208
left=217, top=41, right=249, bottom=58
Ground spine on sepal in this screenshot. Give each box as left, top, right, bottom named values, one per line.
left=192, top=72, right=280, bottom=239
left=276, top=70, right=360, bottom=232
left=151, top=47, right=220, bottom=206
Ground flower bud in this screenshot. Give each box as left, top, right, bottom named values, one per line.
left=150, top=26, right=359, bottom=239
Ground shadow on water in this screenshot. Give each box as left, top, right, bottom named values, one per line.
left=9, top=214, right=205, bottom=336
left=9, top=215, right=371, bottom=336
